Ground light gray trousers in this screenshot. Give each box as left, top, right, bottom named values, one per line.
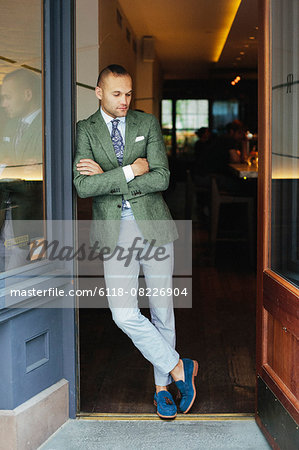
left=103, top=207, right=179, bottom=386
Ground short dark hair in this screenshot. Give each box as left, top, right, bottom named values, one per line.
left=225, top=121, right=244, bottom=133
left=195, top=127, right=208, bottom=138
left=97, top=64, right=130, bottom=86
left=3, top=69, right=41, bottom=103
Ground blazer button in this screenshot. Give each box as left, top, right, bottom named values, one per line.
left=117, top=204, right=122, bottom=208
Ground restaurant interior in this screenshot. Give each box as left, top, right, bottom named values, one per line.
left=77, top=0, right=259, bottom=415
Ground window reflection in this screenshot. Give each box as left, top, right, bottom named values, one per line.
left=271, top=0, right=299, bottom=287
left=0, top=0, right=43, bottom=273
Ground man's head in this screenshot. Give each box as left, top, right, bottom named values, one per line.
left=226, top=121, right=245, bottom=142
left=95, top=65, right=132, bottom=118
left=195, top=127, right=210, bottom=142
left=1, top=69, right=41, bottom=119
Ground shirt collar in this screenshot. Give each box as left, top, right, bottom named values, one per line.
left=100, top=107, right=126, bottom=125
left=22, top=108, right=41, bottom=125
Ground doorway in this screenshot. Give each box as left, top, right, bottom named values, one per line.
left=75, top=0, right=258, bottom=415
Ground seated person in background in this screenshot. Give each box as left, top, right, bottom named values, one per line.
left=211, top=121, right=246, bottom=173
left=200, top=121, right=247, bottom=175
left=194, top=127, right=212, bottom=175
left=194, top=120, right=251, bottom=195
left=226, top=120, right=248, bottom=164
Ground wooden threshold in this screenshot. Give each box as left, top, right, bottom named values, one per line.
left=77, top=412, right=255, bottom=421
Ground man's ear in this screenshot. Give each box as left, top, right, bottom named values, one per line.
left=24, top=88, right=33, bottom=102
left=95, top=86, right=102, bottom=100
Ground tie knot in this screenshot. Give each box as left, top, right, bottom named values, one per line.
left=112, top=119, right=120, bottom=129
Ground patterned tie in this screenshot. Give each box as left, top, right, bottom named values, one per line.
left=111, top=119, right=124, bottom=166
left=110, top=119, right=130, bottom=209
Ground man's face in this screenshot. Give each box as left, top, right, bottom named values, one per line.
left=233, top=129, right=245, bottom=142
left=1, top=78, right=32, bottom=118
left=95, top=73, right=132, bottom=118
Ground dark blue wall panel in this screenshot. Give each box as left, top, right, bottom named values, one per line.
left=0, top=303, right=63, bottom=410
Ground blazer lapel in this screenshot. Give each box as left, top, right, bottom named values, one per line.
left=90, top=109, right=118, bottom=166
left=123, top=110, right=139, bottom=166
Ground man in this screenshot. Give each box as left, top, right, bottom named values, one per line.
left=1, top=69, right=42, bottom=168
left=0, top=69, right=43, bottom=271
left=74, top=65, right=198, bottom=419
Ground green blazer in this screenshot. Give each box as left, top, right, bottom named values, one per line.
left=0, top=112, right=42, bottom=166
left=73, top=109, right=178, bottom=250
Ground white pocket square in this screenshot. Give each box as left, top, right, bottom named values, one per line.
left=135, top=136, right=145, bottom=142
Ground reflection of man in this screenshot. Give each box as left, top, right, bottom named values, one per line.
left=1, top=69, right=42, bottom=167
left=74, top=65, right=198, bottom=419
left=0, top=69, right=43, bottom=271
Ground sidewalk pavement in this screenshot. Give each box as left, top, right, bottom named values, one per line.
left=39, top=418, right=270, bottom=450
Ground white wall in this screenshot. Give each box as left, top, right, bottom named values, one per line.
left=135, top=38, right=163, bottom=117
left=76, top=0, right=99, bottom=120
left=98, top=0, right=137, bottom=88
left=76, top=0, right=163, bottom=119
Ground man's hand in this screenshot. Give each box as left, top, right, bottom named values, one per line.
left=131, top=158, right=149, bottom=176
left=76, top=159, right=103, bottom=175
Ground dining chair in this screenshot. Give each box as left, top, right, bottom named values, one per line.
left=210, top=176, right=255, bottom=265
left=185, top=169, right=211, bottom=220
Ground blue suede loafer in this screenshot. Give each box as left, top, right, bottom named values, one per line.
left=175, top=358, right=198, bottom=413
left=154, top=390, right=177, bottom=419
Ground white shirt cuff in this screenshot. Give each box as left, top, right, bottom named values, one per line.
left=122, top=165, right=135, bottom=183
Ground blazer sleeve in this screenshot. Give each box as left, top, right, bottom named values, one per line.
left=125, top=115, right=170, bottom=200
left=73, top=121, right=129, bottom=198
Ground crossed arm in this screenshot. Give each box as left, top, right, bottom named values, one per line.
left=74, top=115, right=170, bottom=199
left=76, top=157, right=149, bottom=177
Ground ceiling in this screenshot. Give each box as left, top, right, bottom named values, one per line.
left=0, top=0, right=41, bottom=82
left=0, top=0, right=258, bottom=83
left=118, top=0, right=258, bottom=79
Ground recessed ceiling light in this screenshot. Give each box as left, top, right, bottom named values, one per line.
left=249, top=36, right=255, bottom=40
left=255, top=26, right=259, bottom=30
left=240, top=51, right=245, bottom=55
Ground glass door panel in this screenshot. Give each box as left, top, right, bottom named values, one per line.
left=271, top=0, right=299, bottom=287
left=0, top=0, right=44, bottom=274
left=256, top=1, right=299, bottom=446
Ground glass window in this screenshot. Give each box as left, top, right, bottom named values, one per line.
left=0, top=0, right=44, bottom=273
left=212, top=100, right=239, bottom=132
left=176, top=100, right=209, bottom=156
left=271, top=0, right=299, bottom=287
left=161, top=99, right=172, bottom=129
left=161, top=100, right=173, bottom=155
left=161, top=99, right=209, bottom=157
left=176, top=100, right=209, bottom=130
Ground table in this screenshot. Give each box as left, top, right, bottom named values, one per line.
left=228, top=163, right=258, bottom=179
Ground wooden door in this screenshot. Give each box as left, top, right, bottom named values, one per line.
left=257, top=0, right=299, bottom=448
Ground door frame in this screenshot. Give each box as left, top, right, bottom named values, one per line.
left=256, top=0, right=299, bottom=446
left=44, top=0, right=77, bottom=418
